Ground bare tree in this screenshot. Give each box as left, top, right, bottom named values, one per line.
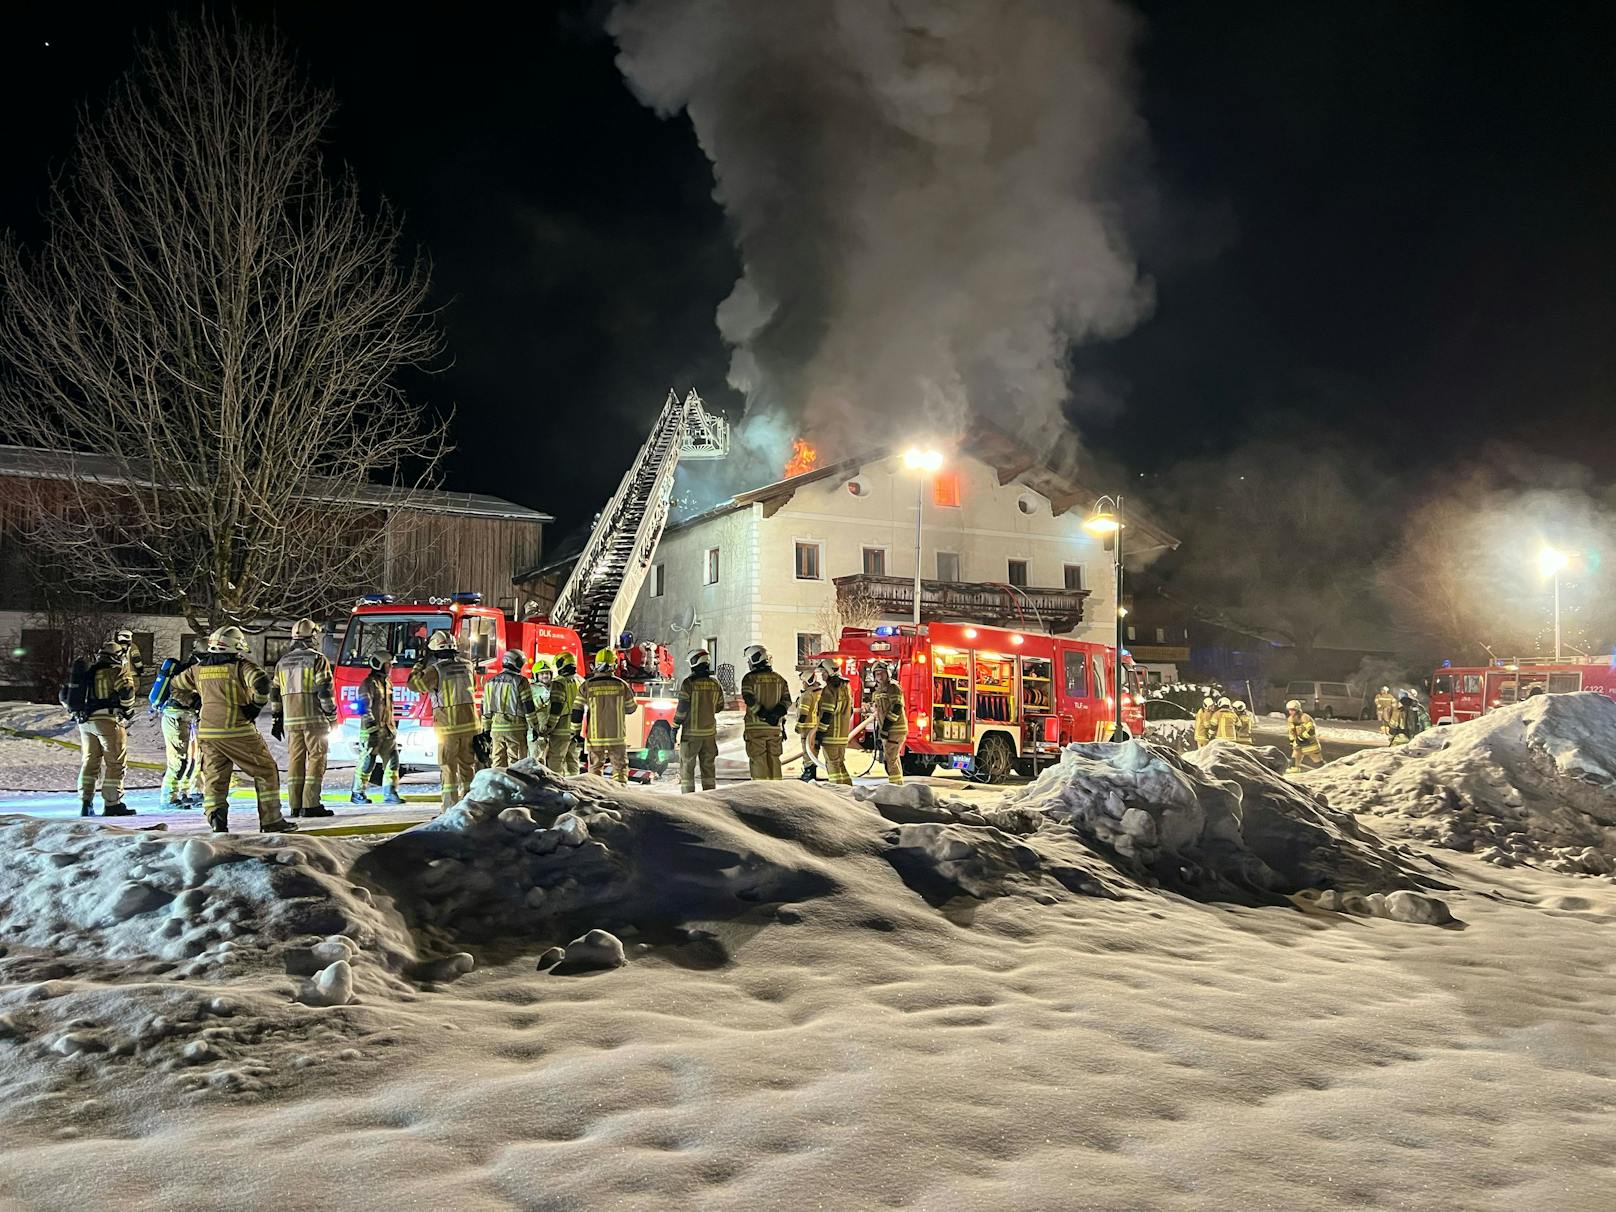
left=815, top=579, right=881, bottom=649
left=0, top=18, right=447, bottom=632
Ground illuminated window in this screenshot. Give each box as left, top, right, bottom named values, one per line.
left=932, top=469, right=961, bottom=508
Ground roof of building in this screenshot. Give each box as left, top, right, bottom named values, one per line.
left=662, top=422, right=1181, bottom=555
left=0, top=444, right=551, bottom=523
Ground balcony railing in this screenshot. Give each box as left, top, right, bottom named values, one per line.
left=834, top=574, right=1088, bottom=633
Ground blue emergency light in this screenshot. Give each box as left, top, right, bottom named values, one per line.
left=451, top=592, right=484, bottom=606
left=1441, top=659, right=1452, bottom=668
left=357, top=593, right=395, bottom=605
left=874, top=626, right=898, bottom=636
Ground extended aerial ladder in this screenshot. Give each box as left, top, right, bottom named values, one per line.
left=547, top=389, right=729, bottom=655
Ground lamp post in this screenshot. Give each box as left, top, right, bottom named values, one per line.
left=1083, top=494, right=1127, bottom=742
left=1538, top=546, right=1568, bottom=661
left=902, top=447, right=945, bottom=627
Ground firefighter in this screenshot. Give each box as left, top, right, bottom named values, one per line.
left=1374, top=685, right=1397, bottom=728
left=795, top=667, right=824, bottom=782
left=170, top=627, right=295, bottom=834
left=1387, top=690, right=1429, bottom=746
left=674, top=648, right=725, bottom=792
left=409, top=630, right=481, bottom=808
left=65, top=638, right=137, bottom=817
left=113, top=627, right=144, bottom=689
left=529, top=653, right=554, bottom=713
left=483, top=648, right=541, bottom=767
left=740, top=645, right=791, bottom=780
left=352, top=655, right=404, bottom=804
left=1232, top=699, right=1255, bottom=745
left=269, top=618, right=337, bottom=818
left=866, top=660, right=909, bottom=785
left=540, top=650, right=583, bottom=775
left=1193, top=695, right=1216, bottom=748
left=815, top=657, right=855, bottom=786
left=578, top=647, right=637, bottom=785
left=1211, top=696, right=1240, bottom=742
left=159, top=653, right=203, bottom=808
left=1285, top=698, right=1325, bottom=772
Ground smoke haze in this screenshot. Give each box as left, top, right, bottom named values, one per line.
left=611, top=0, right=1154, bottom=470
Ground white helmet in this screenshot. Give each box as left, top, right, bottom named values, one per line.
left=1380, top=685, right=1390, bottom=694
left=1233, top=700, right=1247, bottom=711
left=427, top=630, right=455, bottom=651
left=208, top=626, right=248, bottom=654
left=1402, top=688, right=1419, bottom=700
left=743, top=644, right=769, bottom=669
left=291, top=617, right=319, bottom=640
left=687, top=648, right=711, bottom=670
left=1217, top=697, right=1231, bottom=708
left=1203, top=696, right=1215, bottom=708
left=816, top=656, right=839, bottom=678
left=870, top=660, right=892, bottom=681
left=1285, top=699, right=1302, bottom=712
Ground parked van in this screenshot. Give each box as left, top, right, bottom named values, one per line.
left=1272, top=679, right=1357, bottom=718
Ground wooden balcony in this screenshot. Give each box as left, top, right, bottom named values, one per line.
left=834, top=574, right=1088, bottom=633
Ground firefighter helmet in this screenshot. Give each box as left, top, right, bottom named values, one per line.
left=1380, top=685, right=1390, bottom=694
left=208, top=626, right=248, bottom=654
left=530, top=653, right=554, bottom=675
left=816, top=657, right=839, bottom=678
left=1203, top=696, right=1215, bottom=708
left=502, top=649, right=527, bottom=673
left=1285, top=699, right=1302, bottom=712
left=1401, top=688, right=1418, bottom=700
left=744, top=644, right=768, bottom=669
left=595, top=647, right=617, bottom=670
left=687, top=648, right=711, bottom=670
left=1233, top=700, right=1247, bottom=711
left=870, top=660, right=891, bottom=681
left=114, top=628, right=134, bottom=644
left=98, top=638, right=122, bottom=655
left=554, top=650, right=576, bottom=673
left=368, top=654, right=390, bottom=672
left=292, top=617, right=319, bottom=640
left=1218, top=697, right=1231, bottom=708
left=427, top=630, right=455, bottom=651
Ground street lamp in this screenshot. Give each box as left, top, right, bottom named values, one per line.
left=1083, top=495, right=1127, bottom=741
left=1538, top=546, right=1569, bottom=661
left=902, top=447, right=944, bottom=627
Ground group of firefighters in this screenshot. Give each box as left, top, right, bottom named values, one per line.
left=1187, top=685, right=1430, bottom=774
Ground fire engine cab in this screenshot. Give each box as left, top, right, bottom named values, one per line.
left=821, top=623, right=1146, bottom=782
left=329, top=594, right=677, bottom=770
left=1427, top=657, right=1616, bottom=725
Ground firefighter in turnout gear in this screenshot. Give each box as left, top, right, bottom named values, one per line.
left=1211, top=696, right=1240, bottom=742
left=1387, top=690, right=1428, bottom=747
left=815, top=657, right=855, bottom=786
left=483, top=649, right=542, bottom=768
left=866, top=661, right=908, bottom=785
left=675, top=649, right=724, bottom=792
left=795, top=668, right=824, bottom=782
left=541, top=650, right=583, bottom=775
left=529, top=652, right=554, bottom=713
left=269, top=618, right=336, bottom=818
left=409, top=629, right=481, bottom=808
left=1285, top=699, right=1325, bottom=772
left=1374, top=686, right=1397, bottom=727
left=1193, top=696, right=1216, bottom=748
left=352, top=655, right=403, bottom=804
left=578, top=648, right=637, bottom=784
left=66, top=638, right=137, bottom=816
left=740, top=645, right=791, bottom=781
left=159, top=653, right=202, bottom=808
left=114, top=627, right=144, bottom=689
left=1232, top=700, right=1255, bottom=745
left=170, top=627, right=294, bottom=833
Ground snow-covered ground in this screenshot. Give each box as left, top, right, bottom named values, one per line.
left=1, top=700, right=1614, bottom=1209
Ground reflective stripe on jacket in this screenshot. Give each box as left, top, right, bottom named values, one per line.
left=1212, top=708, right=1240, bottom=741
left=741, top=667, right=791, bottom=735
left=357, top=672, right=396, bottom=736
left=408, top=655, right=480, bottom=736
left=545, top=672, right=582, bottom=736
left=483, top=671, right=539, bottom=736
left=270, top=643, right=335, bottom=729
left=816, top=678, right=854, bottom=744
left=172, top=654, right=269, bottom=740
left=1288, top=712, right=1323, bottom=754
left=869, top=681, right=908, bottom=740
left=675, top=672, right=724, bottom=738
left=84, top=658, right=136, bottom=720
left=795, top=688, right=822, bottom=734
left=580, top=673, right=636, bottom=745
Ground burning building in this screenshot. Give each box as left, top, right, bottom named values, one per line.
left=626, top=424, right=1178, bottom=681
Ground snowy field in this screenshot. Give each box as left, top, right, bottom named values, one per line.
left=1, top=696, right=1615, bottom=1209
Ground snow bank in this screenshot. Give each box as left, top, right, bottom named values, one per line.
left=1306, top=692, right=1616, bottom=873
left=999, top=738, right=1440, bottom=903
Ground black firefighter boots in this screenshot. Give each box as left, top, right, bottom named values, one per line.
left=103, top=803, right=136, bottom=817
left=293, top=805, right=335, bottom=818
left=260, top=818, right=299, bottom=834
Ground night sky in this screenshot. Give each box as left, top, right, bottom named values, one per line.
left=4, top=2, right=1612, bottom=538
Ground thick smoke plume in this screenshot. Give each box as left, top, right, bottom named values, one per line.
left=611, top=0, right=1153, bottom=470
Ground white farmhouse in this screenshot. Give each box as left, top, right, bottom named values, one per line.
left=626, top=433, right=1178, bottom=686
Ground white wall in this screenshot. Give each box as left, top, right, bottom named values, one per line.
left=627, top=453, right=1123, bottom=675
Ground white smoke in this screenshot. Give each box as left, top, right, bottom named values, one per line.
left=611, top=0, right=1154, bottom=464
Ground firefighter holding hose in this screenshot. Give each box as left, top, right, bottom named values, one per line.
left=794, top=667, right=824, bottom=782
left=814, top=657, right=855, bottom=786
left=867, top=661, right=908, bottom=785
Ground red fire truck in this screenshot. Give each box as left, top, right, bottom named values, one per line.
left=1427, top=657, right=1616, bottom=725
left=821, top=622, right=1147, bottom=782
left=329, top=594, right=677, bottom=769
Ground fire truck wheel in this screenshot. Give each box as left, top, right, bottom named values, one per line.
left=644, top=722, right=674, bottom=774
left=974, top=733, right=1015, bottom=784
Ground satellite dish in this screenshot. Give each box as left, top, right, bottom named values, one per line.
left=669, top=606, right=698, bottom=635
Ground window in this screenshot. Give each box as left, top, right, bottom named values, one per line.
left=467, top=615, right=500, bottom=667
left=1007, top=559, right=1028, bottom=587
left=861, top=547, right=886, bottom=577
left=650, top=563, right=665, bottom=598
left=1462, top=674, right=1483, bottom=694
left=704, top=547, right=720, bottom=585
left=1286, top=681, right=1315, bottom=698
left=704, top=636, right=719, bottom=668
left=1155, top=627, right=1167, bottom=643
left=794, top=541, right=822, bottom=580
left=796, top=632, right=823, bottom=666
left=936, top=551, right=960, bottom=582
left=1547, top=672, right=1583, bottom=694
left=1126, top=625, right=1137, bottom=641
left=1091, top=653, right=1108, bottom=699
left=933, top=469, right=961, bottom=508
left=1063, top=650, right=1088, bottom=698
left=1432, top=675, right=1453, bottom=695
left=339, top=612, right=452, bottom=668
left=1063, top=564, right=1084, bottom=591
left=1322, top=682, right=1350, bottom=699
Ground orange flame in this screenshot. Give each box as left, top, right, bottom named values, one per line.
left=784, top=437, right=819, bottom=478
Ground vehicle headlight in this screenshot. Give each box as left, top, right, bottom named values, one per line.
left=650, top=698, right=677, bottom=710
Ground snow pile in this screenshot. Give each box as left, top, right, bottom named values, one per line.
left=999, top=737, right=1440, bottom=904
left=1307, top=692, right=1616, bottom=873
